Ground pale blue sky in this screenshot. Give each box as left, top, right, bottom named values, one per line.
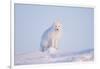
left=14, top=4, right=94, bottom=54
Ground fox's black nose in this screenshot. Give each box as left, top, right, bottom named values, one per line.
left=56, top=29, right=59, bottom=30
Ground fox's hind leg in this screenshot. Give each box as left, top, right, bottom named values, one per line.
left=40, top=46, right=45, bottom=52
left=41, top=46, right=48, bottom=52
left=40, top=41, right=49, bottom=52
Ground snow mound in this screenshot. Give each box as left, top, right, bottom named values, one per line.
left=15, top=49, right=94, bottom=65
left=46, top=47, right=58, bottom=55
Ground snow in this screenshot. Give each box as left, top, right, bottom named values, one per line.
left=46, top=47, right=58, bottom=55
left=14, top=49, right=94, bottom=65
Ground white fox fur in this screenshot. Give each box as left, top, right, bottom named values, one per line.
left=40, top=19, right=62, bottom=52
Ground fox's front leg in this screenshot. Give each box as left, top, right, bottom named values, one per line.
left=51, top=38, right=55, bottom=48
left=54, top=39, right=59, bottom=49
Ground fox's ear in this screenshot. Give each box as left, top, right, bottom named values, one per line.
left=55, top=18, right=61, bottom=24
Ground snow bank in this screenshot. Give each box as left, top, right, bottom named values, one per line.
left=14, top=49, right=94, bottom=65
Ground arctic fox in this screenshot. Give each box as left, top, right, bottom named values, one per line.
left=40, top=19, right=62, bottom=52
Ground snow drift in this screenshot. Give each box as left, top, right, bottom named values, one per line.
left=14, top=49, right=94, bottom=65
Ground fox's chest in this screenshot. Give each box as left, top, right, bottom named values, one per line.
left=49, top=31, right=61, bottom=39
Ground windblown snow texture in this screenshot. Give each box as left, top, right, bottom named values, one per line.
left=15, top=49, right=94, bottom=65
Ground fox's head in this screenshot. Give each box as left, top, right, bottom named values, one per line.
left=53, top=19, right=62, bottom=32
